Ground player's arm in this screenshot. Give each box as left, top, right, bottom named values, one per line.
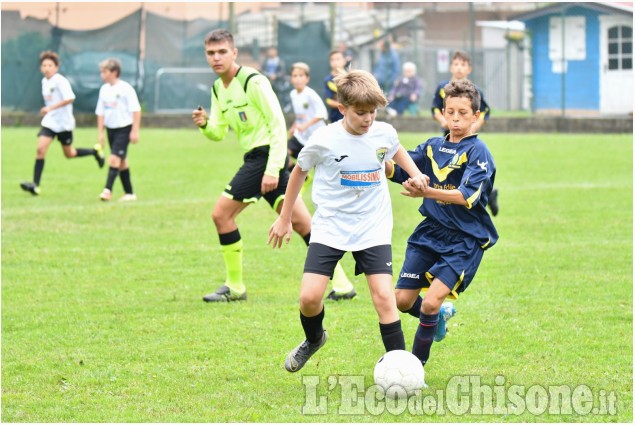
left=392, top=146, right=429, bottom=189
left=324, top=79, right=339, bottom=108
left=195, top=88, right=229, bottom=141
left=128, top=87, right=142, bottom=143
left=386, top=144, right=426, bottom=184
left=248, top=77, right=287, bottom=179
left=95, top=88, right=105, bottom=147
left=403, top=184, right=468, bottom=206
left=41, top=79, right=75, bottom=115
left=268, top=164, right=309, bottom=248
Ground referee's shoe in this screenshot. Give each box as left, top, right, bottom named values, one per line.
left=203, top=285, right=247, bottom=302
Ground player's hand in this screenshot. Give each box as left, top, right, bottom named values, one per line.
left=39, top=106, right=51, bottom=116
left=268, top=217, right=293, bottom=248
left=192, top=106, right=208, bottom=128
left=130, top=129, right=139, bottom=144
left=261, top=174, right=279, bottom=194
left=401, top=175, right=429, bottom=198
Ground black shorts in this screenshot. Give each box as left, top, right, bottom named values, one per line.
left=224, top=145, right=290, bottom=209
left=38, top=127, right=73, bottom=146
left=304, top=243, right=392, bottom=278
left=107, top=125, right=132, bottom=159
left=287, top=136, right=304, bottom=159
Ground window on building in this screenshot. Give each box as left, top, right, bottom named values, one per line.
left=608, top=25, right=633, bottom=70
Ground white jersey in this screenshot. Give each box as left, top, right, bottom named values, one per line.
left=290, top=86, right=327, bottom=145
left=41, top=73, right=76, bottom=132
left=297, top=121, right=401, bottom=251
left=95, top=79, right=141, bottom=129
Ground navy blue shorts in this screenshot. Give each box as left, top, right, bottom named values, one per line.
left=396, top=219, right=484, bottom=299
left=224, top=145, right=290, bottom=210
left=304, top=243, right=392, bottom=278
left=38, top=127, right=73, bottom=146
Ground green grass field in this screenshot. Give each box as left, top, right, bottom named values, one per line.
left=2, top=127, right=632, bottom=422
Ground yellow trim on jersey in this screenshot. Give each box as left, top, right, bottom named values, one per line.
left=327, top=81, right=338, bottom=92
left=433, top=107, right=442, bottom=115
left=386, top=160, right=396, bottom=179
left=465, top=182, right=483, bottom=209
left=426, top=144, right=468, bottom=182
left=481, top=239, right=491, bottom=249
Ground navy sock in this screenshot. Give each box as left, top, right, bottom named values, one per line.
left=119, top=168, right=133, bottom=194
left=300, top=307, right=324, bottom=344
left=105, top=166, right=119, bottom=191
left=400, top=295, right=423, bottom=318
left=75, top=148, right=94, bottom=157
left=412, top=312, right=438, bottom=367
left=379, top=320, right=405, bottom=351
left=33, top=159, right=44, bottom=186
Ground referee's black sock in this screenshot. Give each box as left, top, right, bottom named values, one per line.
left=120, top=168, right=133, bottom=194
left=300, top=307, right=325, bottom=344
left=105, top=167, right=119, bottom=191
left=75, top=148, right=94, bottom=157
left=379, top=320, right=405, bottom=351
left=33, top=159, right=45, bottom=186
left=302, top=232, right=311, bottom=246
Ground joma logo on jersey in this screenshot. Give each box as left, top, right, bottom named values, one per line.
left=400, top=272, right=420, bottom=279
left=376, top=147, right=388, bottom=163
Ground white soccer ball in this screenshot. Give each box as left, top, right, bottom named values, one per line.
left=373, top=350, right=426, bottom=398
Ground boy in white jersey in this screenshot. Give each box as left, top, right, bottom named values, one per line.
left=269, top=70, right=430, bottom=372
left=20, top=51, right=105, bottom=196
left=287, top=62, right=356, bottom=301
left=96, top=58, right=142, bottom=202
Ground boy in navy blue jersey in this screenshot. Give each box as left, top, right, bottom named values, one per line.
left=386, top=79, right=498, bottom=370
left=431, top=51, right=499, bottom=216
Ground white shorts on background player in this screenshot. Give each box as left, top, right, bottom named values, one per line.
left=290, top=86, right=327, bottom=145
left=95, top=80, right=141, bottom=129
left=297, top=121, right=400, bottom=252
left=41, top=73, right=76, bottom=132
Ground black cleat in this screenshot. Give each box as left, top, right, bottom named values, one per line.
left=20, top=182, right=40, bottom=196
left=326, top=289, right=357, bottom=301
left=285, top=331, right=327, bottom=372
left=202, top=285, right=247, bottom=302
left=488, top=188, right=499, bottom=216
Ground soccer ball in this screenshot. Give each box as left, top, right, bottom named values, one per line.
left=373, top=350, right=426, bottom=398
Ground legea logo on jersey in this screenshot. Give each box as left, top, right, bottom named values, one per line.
left=340, top=168, right=381, bottom=188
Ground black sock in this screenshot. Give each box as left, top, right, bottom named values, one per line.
left=302, top=232, right=311, bottom=246
left=219, top=229, right=241, bottom=245
left=105, top=166, right=119, bottom=191
left=379, top=320, right=405, bottom=351
left=400, top=296, right=423, bottom=318
left=300, top=307, right=324, bottom=344
left=75, top=148, right=95, bottom=157
left=33, top=159, right=44, bottom=186
left=119, top=168, right=133, bottom=194
left=412, top=312, right=438, bottom=367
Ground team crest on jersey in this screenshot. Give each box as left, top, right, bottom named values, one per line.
left=303, top=102, right=309, bottom=109
left=449, top=153, right=462, bottom=169
left=238, top=111, right=248, bottom=122
left=376, top=147, right=388, bottom=163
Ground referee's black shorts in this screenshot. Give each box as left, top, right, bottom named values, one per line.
left=224, top=145, right=290, bottom=210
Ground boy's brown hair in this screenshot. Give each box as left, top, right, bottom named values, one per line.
left=334, top=69, right=387, bottom=108
left=443, top=79, right=481, bottom=113
left=39, top=50, right=60, bottom=67
left=329, top=49, right=344, bottom=59
left=291, top=62, right=310, bottom=77
left=205, top=29, right=235, bottom=48
left=99, top=58, right=122, bottom=77
left=451, top=50, right=471, bottom=66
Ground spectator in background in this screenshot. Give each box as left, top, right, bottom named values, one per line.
left=387, top=62, right=423, bottom=117
left=337, top=41, right=355, bottom=69
left=323, top=50, right=347, bottom=123
left=373, top=38, right=401, bottom=94
left=261, top=46, right=287, bottom=100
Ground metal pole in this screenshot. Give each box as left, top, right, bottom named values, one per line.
left=229, top=2, right=236, bottom=35
left=469, top=2, right=475, bottom=79
left=561, top=6, right=566, bottom=116
left=329, top=2, right=336, bottom=48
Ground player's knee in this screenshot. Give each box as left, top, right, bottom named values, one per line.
left=395, top=293, right=414, bottom=312
left=422, top=295, right=443, bottom=315
left=63, top=150, right=75, bottom=158
left=299, top=291, right=322, bottom=313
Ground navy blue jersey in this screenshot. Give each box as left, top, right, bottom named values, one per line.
left=323, top=73, right=343, bottom=123
left=431, top=80, right=490, bottom=120
left=391, top=134, right=498, bottom=249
